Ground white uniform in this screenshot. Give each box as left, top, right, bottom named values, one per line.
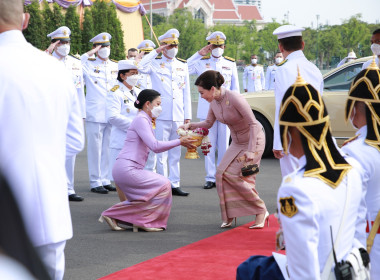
left=187, top=52, right=239, bottom=183
left=0, top=30, right=84, bottom=279
left=274, top=50, right=324, bottom=177
left=243, top=64, right=265, bottom=92
left=362, top=56, right=380, bottom=69
left=138, top=50, right=192, bottom=188
left=265, top=64, right=278, bottom=90
left=81, top=53, right=118, bottom=188
left=52, top=51, right=86, bottom=196
left=106, top=81, right=140, bottom=179
left=342, top=126, right=380, bottom=279
left=277, top=156, right=363, bottom=279
left=136, top=72, right=152, bottom=90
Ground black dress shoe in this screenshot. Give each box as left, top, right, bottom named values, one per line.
left=172, top=187, right=189, bottom=196
left=203, top=181, right=216, bottom=189
left=103, top=184, right=116, bottom=191
left=69, top=194, right=84, bottom=201
left=91, top=186, right=108, bottom=194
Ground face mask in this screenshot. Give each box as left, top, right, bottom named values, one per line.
left=371, top=43, right=380, bottom=56
left=211, top=47, right=224, bottom=58
left=151, top=105, right=162, bottom=118
left=57, top=44, right=70, bottom=57
left=128, top=57, right=135, bottom=61
left=275, top=57, right=283, bottom=64
left=349, top=107, right=358, bottom=129
left=98, top=47, right=110, bottom=59
left=126, top=75, right=139, bottom=87
left=165, top=48, right=178, bottom=58
left=251, top=58, right=258, bottom=64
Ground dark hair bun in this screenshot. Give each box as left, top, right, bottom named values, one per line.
left=194, top=70, right=225, bottom=90
left=134, top=89, right=161, bottom=109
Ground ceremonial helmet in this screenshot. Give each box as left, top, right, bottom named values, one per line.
left=279, top=68, right=351, bottom=188
left=345, top=57, right=380, bottom=151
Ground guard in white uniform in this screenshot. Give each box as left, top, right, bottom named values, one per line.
left=336, top=50, right=357, bottom=68
left=264, top=52, right=283, bottom=90
left=136, top=40, right=155, bottom=90
left=342, top=59, right=380, bottom=279
left=243, top=54, right=265, bottom=92
left=137, top=29, right=192, bottom=196
left=81, top=32, right=118, bottom=194
left=187, top=31, right=239, bottom=189
left=0, top=6, right=85, bottom=279
left=107, top=60, right=140, bottom=201
left=46, top=26, right=86, bottom=202
left=272, top=25, right=324, bottom=177
left=362, top=29, right=380, bottom=69
left=237, top=72, right=368, bottom=280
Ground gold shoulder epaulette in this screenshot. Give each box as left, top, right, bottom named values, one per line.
left=88, top=58, right=96, bottom=61
left=135, top=85, right=140, bottom=89
left=177, top=57, right=187, bottom=63
left=342, top=135, right=359, bottom=147
left=69, top=54, right=80, bottom=60
left=269, top=63, right=274, bottom=66
left=277, top=59, right=287, bottom=66
left=224, top=56, right=235, bottom=62
left=110, top=59, right=118, bottom=63
left=155, top=54, right=162, bottom=59
left=110, top=85, right=119, bottom=92
left=201, top=55, right=210, bottom=60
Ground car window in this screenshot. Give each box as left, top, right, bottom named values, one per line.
left=324, top=63, right=363, bottom=91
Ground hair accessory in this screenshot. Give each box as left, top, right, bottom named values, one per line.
left=136, top=100, right=140, bottom=104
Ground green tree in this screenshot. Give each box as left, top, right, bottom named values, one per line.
left=340, top=15, right=369, bottom=56
left=107, top=4, right=125, bottom=60
left=142, top=13, right=167, bottom=41
left=212, top=24, right=245, bottom=60
left=52, top=3, right=65, bottom=30
left=65, top=5, right=82, bottom=55
left=257, top=21, right=281, bottom=64
left=91, top=0, right=109, bottom=35
left=81, top=8, right=95, bottom=53
left=42, top=1, right=54, bottom=40
left=23, top=1, right=46, bottom=50
left=319, top=26, right=343, bottom=67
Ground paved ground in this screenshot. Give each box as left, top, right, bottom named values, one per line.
left=64, top=103, right=283, bottom=280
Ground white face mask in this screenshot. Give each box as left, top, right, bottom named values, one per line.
left=56, top=44, right=70, bottom=57
left=151, top=105, right=162, bottom=118
left=212, top=47, right=224, bottom=58
left=371, top=43, right=380, bottom=56
left=165, top=48, right=178, bottom=58
left=126, top=75, right=139, bottom=87
left=128, top=57, right=135, bottom=61
left=349, top=107, right=358, bottom=129
left=251, top=58, right=258, bottom=64
left=98, top=47, right=110, bottom=59
left=275, top=57, right=283, bottom=64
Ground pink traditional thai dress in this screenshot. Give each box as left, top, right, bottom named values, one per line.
left=101, top=111, right=180, bottom=229
left=191, top=87, right=267, bottom=221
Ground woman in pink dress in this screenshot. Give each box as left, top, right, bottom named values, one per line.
left=99, top=89, right=195, bottom=232
left=182, top=70, right=269, bottom=229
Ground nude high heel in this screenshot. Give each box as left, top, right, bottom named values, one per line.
left=133, top=225, right=164, bottom=232
left=221, top=217, right=237, bottom=228
left=249, top=211, right=269, bottom=229
left=99, top=215, right=125, bottom=231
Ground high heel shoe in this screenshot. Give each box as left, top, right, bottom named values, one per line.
left=220, top=217, right=237, bottom=228
left=132, top=225, right=164, bottom=232
left=249, top=211, right=270, bottom=229
left=99, top=215, right=125, bottom=231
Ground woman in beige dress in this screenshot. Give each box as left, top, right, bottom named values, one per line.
left=182, top=70, right=269, bottom=229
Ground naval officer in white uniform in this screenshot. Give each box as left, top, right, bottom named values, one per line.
left=243, top=54, right=265, bottom=92
left=137, top=29, right=192, bottom=196
left=0, top=2, right=85, bottom=278
left=342, top=59, right=380, bottom=279
left=46, top=26, right=86, bottom=202
left=136, top=39, right=155, bottom=90
left=272, top=25, right=324, bottom=177
left=264, top=51, right=283, bottom=90
left=107, top=60, right=141, bottom=201
left=81, top=32, right=118, bottom=194
left=187, top=31, right=239, bottom=189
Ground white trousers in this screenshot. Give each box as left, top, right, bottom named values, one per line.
left=65, top=155, right=76, bottom=195
left=86, top=121, right=111, bottom=188
left=35, top=241, right=66, bottom=280
left=108, top=147, right=121, bottom=181
left=279, top=153, right=298, bottom=177
left=201, top=119, right=230, bottom=182
left=155, top=119, right=182, bottom=188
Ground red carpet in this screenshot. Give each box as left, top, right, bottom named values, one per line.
left=100, top=215, right=284, bottom=280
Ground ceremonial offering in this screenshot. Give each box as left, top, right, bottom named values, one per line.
left=177, top=128, right=211, bottom=159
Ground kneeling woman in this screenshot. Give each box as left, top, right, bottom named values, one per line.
left=100, top=89, right=195, bottom=232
